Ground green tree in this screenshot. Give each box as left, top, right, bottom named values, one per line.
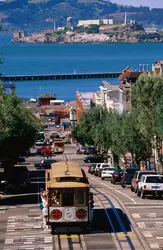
left=0, top=91, right=40, bottom=172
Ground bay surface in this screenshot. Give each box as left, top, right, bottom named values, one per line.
left=0, top=33, right=163, bottom=102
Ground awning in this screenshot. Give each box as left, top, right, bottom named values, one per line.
left=62, top=122, right=71, bottom=125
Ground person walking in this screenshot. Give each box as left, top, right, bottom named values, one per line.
left=88, top=192, right=94, bottom=223
left=40, top=189, right=49, bottom=228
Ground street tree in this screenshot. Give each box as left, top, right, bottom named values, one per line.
left=0, top=91, right=40, bottom=172
left=132, top=74, right=163, bottom=165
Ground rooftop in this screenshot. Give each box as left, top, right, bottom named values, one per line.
left=39, top=93, right=56, bottom=99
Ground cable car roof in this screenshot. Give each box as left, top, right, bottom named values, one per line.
left=50, top=161, right=83, bottom=178
left=46, top=161, right=89, bottom=188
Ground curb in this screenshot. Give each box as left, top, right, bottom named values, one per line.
left=109, top=192, right=150, bottom=250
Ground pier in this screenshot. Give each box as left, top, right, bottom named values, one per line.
left=0, top=72, right=121, bottom=82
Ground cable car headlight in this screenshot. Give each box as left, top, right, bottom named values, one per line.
left=75, top=208, right=87, bottom=220
left=50, top=209, right=62, bottom=220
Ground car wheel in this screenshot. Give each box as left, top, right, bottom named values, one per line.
left=131, top=186, right=134, bottom=192
left=101, top=177, right=104, bottom=180
left=87, top=160, right=91, bottom=163
left=137, top=188, right=141, bottom=197
left=112, top=180, right=115, bottom=184
left=141, top=189, right=145, bottom=199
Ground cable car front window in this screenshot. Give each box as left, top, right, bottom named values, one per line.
left=75, top=189, right=85, bottom=206
left=49, top=189, right=61, bottom=206
left=62, top=188, right=74, bottom=206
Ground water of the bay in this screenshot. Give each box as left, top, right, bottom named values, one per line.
left=0, top=33, right=163, bottom=102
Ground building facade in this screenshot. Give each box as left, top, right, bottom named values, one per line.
left=152, top=60, right=163, bottom=76
left=77, top=19, right=113, bottom=27
left=76, top=91, right=94, bottom=123
left=38, top=93, right=56, bottom=106
left=93, top=81, right=124, bottom=113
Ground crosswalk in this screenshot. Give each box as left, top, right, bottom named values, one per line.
left=3, top=211, right=53, bottom=250
left=130, top=210, right=163, bottom=249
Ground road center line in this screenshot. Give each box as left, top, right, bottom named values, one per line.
left=90, top=177, right=136, bottom=204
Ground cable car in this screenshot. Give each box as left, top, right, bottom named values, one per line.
left=45, top=161, right=92, bottom=234
left=52, top=138, right=64, bottom=154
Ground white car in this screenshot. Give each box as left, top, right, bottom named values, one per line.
left=101, top=167, right=116, bottom=180
left=98, top=163, right=112, bottom=177
left=137, top=174, right=163, bottom=199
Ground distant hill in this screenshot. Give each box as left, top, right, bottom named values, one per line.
left=0, top=0, right=163, bottom=32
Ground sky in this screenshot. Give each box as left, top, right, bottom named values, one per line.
left=112, top=0, right=163, bottom=8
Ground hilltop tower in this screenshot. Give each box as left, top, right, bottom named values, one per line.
left=67, top=17, right=73, bottom=29
left=124, top=12, right=127, bottom=25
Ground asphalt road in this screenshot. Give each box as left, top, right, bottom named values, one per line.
left=0, top=144, right=163, bottom=249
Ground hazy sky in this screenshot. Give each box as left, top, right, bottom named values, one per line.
left=112, top=0, right=163, bottom=8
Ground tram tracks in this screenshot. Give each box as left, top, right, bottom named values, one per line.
left=52, top=234, right=86, bottom=250
left=57, top=155, right=145, bottom=249
left=92, top=186, right=146, bottom=250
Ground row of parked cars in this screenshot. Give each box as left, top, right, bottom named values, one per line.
left=77, top=147, right=97, bottom=155
left=88, top=164, right=163, bottom=199
left=88, top=163, right=118, bottom=180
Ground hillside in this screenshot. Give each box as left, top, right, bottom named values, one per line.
left=0, top=0, right=163, bottom=32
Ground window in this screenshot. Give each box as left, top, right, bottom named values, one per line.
left=146, top=176, right=163, bottom=183
left=75, top=189, right=85, bottom=206
left=49, top=189, right=61, bottom=206
left=62, top=188, right=74, bottom=206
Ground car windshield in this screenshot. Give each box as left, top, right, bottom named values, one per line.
left=103, top=168, right=116, bottom=171
left=146, top=176, right=163, bottom=183
left=138, top=172, right=157, bottom=179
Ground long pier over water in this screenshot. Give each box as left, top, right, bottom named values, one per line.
left=0, top=72, right=121, bottom=82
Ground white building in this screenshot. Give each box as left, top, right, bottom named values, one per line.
left=77, top=19, right=113, bottom=27
left=145, top=28, right=158, bottom=33
left=93, top=81, right=124, bottom=113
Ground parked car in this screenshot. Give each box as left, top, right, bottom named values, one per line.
left=111, top=169, right=123, bottom=184
left=35, top=140, right=46, bottom=146
left=3, top=166, right=30, bottom=194
left=94, top=163, right=101, bottom=176
left=41, top=146, right=53, bottom=156
left=101, top=167, right=116, bottom=180
left=85, top=147, right=97, bottom=155
left=121, top=167, right=139, bottom=188
left=137, top=175, right=163, bottom=199
left=83, top=154, right=107, bottom=163
left=131, top=170, right=157, bottom=193
left=36, top=148, right=42, bottom=155
left=34, top=158, right=57, bottom=169
left=77, top=147, right=88, bottom=154
left=98, top=163, right=112, bottom=177
left=88, top=164, right=96, bottom=174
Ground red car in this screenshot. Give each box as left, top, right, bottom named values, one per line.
left=41, top=146, right=52, bottom=156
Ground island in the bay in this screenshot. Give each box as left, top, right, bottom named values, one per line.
left=1, top=0, right=163, bottom=44
left=12, top=17, right=162, bottom=44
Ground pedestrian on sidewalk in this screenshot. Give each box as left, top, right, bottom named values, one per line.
left=88, top=192, right=94, bottom=222
left=40, top=189, right=49, bottom=228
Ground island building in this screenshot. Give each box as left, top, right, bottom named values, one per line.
left=67, top=17, right=73, bottom=28
left=13, top=31, right=25, bottom=41
left=77, top=19, right=113, bottom=27
left=145, top=28, right=158, bottom=34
